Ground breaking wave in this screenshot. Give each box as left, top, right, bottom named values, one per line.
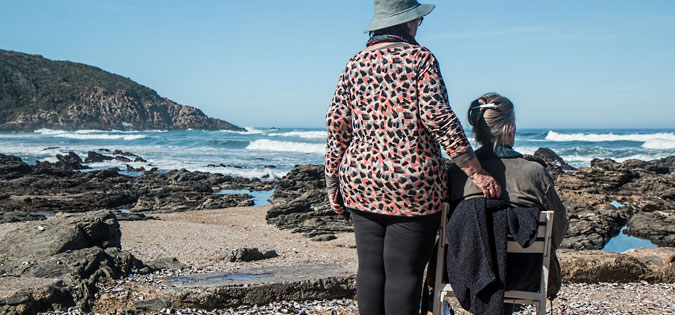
left=545, top=130, right=675, bottom=143
left=269, top=130, right=327, bottom=139
left=246, top=139, right=325, bottom=154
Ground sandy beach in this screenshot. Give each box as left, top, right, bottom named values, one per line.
left=119, top=205, right=358, bottom=273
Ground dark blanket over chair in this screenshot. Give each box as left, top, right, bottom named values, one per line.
left=445, top=197, right=540, bottom=314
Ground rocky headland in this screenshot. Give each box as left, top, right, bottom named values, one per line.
left=0, top=49, right=243, bottom=131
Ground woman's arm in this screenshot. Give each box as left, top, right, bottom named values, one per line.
left=545, top=182, right=568, bottom=249
left=325, top=69, right=353, bottom=217
left=416, top=51, right=501, bottom=198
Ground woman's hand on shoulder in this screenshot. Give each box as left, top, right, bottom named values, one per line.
left=470, top=171, right=502, bottom=199
left=458, top=156, right=502, bottom=199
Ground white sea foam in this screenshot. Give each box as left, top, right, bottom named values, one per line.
left=220, top=127, right=265, bottom=135
left=34, top=129, right=147, bottom=141
left=65, top=133, right=146, bottom=141
left=642, top=139, right=675, bottom=150
left=558, top=152, right=673, bottom=168
left=557, top=154, right=596, bottom=167
left=513, top=146, right=539, bottom=155
left=197, top=166, right=287, bottom=179
left=269, top=130, right=328, bottom=139
left=246, top=139, right=325, bottom=154
left=545, top=130, right=675, bottom=143
left=0, top=144, right=62, bottom=162
left=145, top=158, right=288, bottom=179
left=615, top=153, right=673, bottom=163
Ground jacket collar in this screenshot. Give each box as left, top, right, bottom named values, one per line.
left=475, top=143, right=523, bottom=160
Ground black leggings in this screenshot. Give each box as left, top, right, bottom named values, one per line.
left=351, top=209, right=440, bottom=315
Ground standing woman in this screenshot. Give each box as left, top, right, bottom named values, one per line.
left=325, top=1, right=501, bottom=314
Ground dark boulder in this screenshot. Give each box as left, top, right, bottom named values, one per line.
left=559, top=250, right=650, bottom=283
left=528, top=147, right=576, bottom=178
left=55, top=151, right=87, bottom=170
left=625, top=211, right=675, bottom=247
left=113, top=150, right=141, bottom=158
left=0, top=211, right=122, bottom=261
left=115, top=156, right=132, bottom=162
left=0, top=153, right=32, bottom=179
left=266, top=164, right=352, bottom=240
left=145, top=257, right=186, bottom=270
left=0, top=211, right=149, bottom=313
left=534, top=147, right=575, bottom=170
left=84, top=151, right=114, bottom=163
left=224, top=248, right=279, bottom=262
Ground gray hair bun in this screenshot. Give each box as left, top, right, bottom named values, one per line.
left=467, top=93, right=515, bottom=149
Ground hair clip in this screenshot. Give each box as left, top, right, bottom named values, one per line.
left=478, top=103, right=497, bottom=109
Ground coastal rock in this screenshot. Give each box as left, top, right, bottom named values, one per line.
left=113, top=150, right=141, bottom=158
left=84, top=151, right=114, bottom=163
left=0, top=154, right=274, bottom=218
left=0, top=278, right=75, bottom=315
left=0, top=153, right=32, bottom=179
left=529, top=147, right=576, bottom=178
left=558, top=249, right=649, bottom=283
left=133, top=297, right=172, bottom=312
left=0, top=211, right=122, bottom=262
left=55, top=151, right=87, bottom=170
left=552, top=152, right=674, bottom=250
left=196, top=194, right=254, bottom=210
left=0, top=49, right=243, bottom=132
left=115, top=156, right=132, bottom=162
left=224, top=248, right=279, bottom=262
left=266, top=165, right=352, bottom=240
left=112, top=210, right=158, bottom=221
left=625, top=211, right=675, bottom=247
left=91, top=264, right=355, bottom=312
left=558, top=248, right=675, bottom=283
left=0, top=211, right=46, bottom=224
left=263, top=153, right=674, bottom=246
left=560, top=204, right=631, bottom=250
left=558, top=162, right=637, bottom=193
left=0, top=211, right=149, bottom=313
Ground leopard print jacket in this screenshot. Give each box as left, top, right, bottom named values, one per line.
left=325, top=44, right=474, bottom=216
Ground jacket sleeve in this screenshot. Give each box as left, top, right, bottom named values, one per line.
left=544, top=180, right=568, bottom=249
left=417, top=51, right=474, bottom=165
left=325, top=67, right=353, bottom=186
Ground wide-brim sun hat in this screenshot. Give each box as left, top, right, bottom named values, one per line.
left=364, top=0, right=435, bottom=33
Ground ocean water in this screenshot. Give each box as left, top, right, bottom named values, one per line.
left=1, top=128, right=674, bottom=180
left=602, top=226, right=658, bottom=253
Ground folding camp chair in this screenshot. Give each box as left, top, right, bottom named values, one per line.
left=432, top=203, right=555, bottom=315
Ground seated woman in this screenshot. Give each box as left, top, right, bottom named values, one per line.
left=446, top=93, right=568, bottom=314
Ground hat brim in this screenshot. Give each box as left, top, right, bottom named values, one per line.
left=364, top=3, right=435, bottom=33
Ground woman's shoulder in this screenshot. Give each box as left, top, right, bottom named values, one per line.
left=504, top=157, right=554, bottom=185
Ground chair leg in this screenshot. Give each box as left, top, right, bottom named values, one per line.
left=433, top=285, right=446, bottom=314
left=535, top=300, right=545, bottom=315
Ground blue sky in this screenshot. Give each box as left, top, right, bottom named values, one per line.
left=1, top=0, right=674, bottom=129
